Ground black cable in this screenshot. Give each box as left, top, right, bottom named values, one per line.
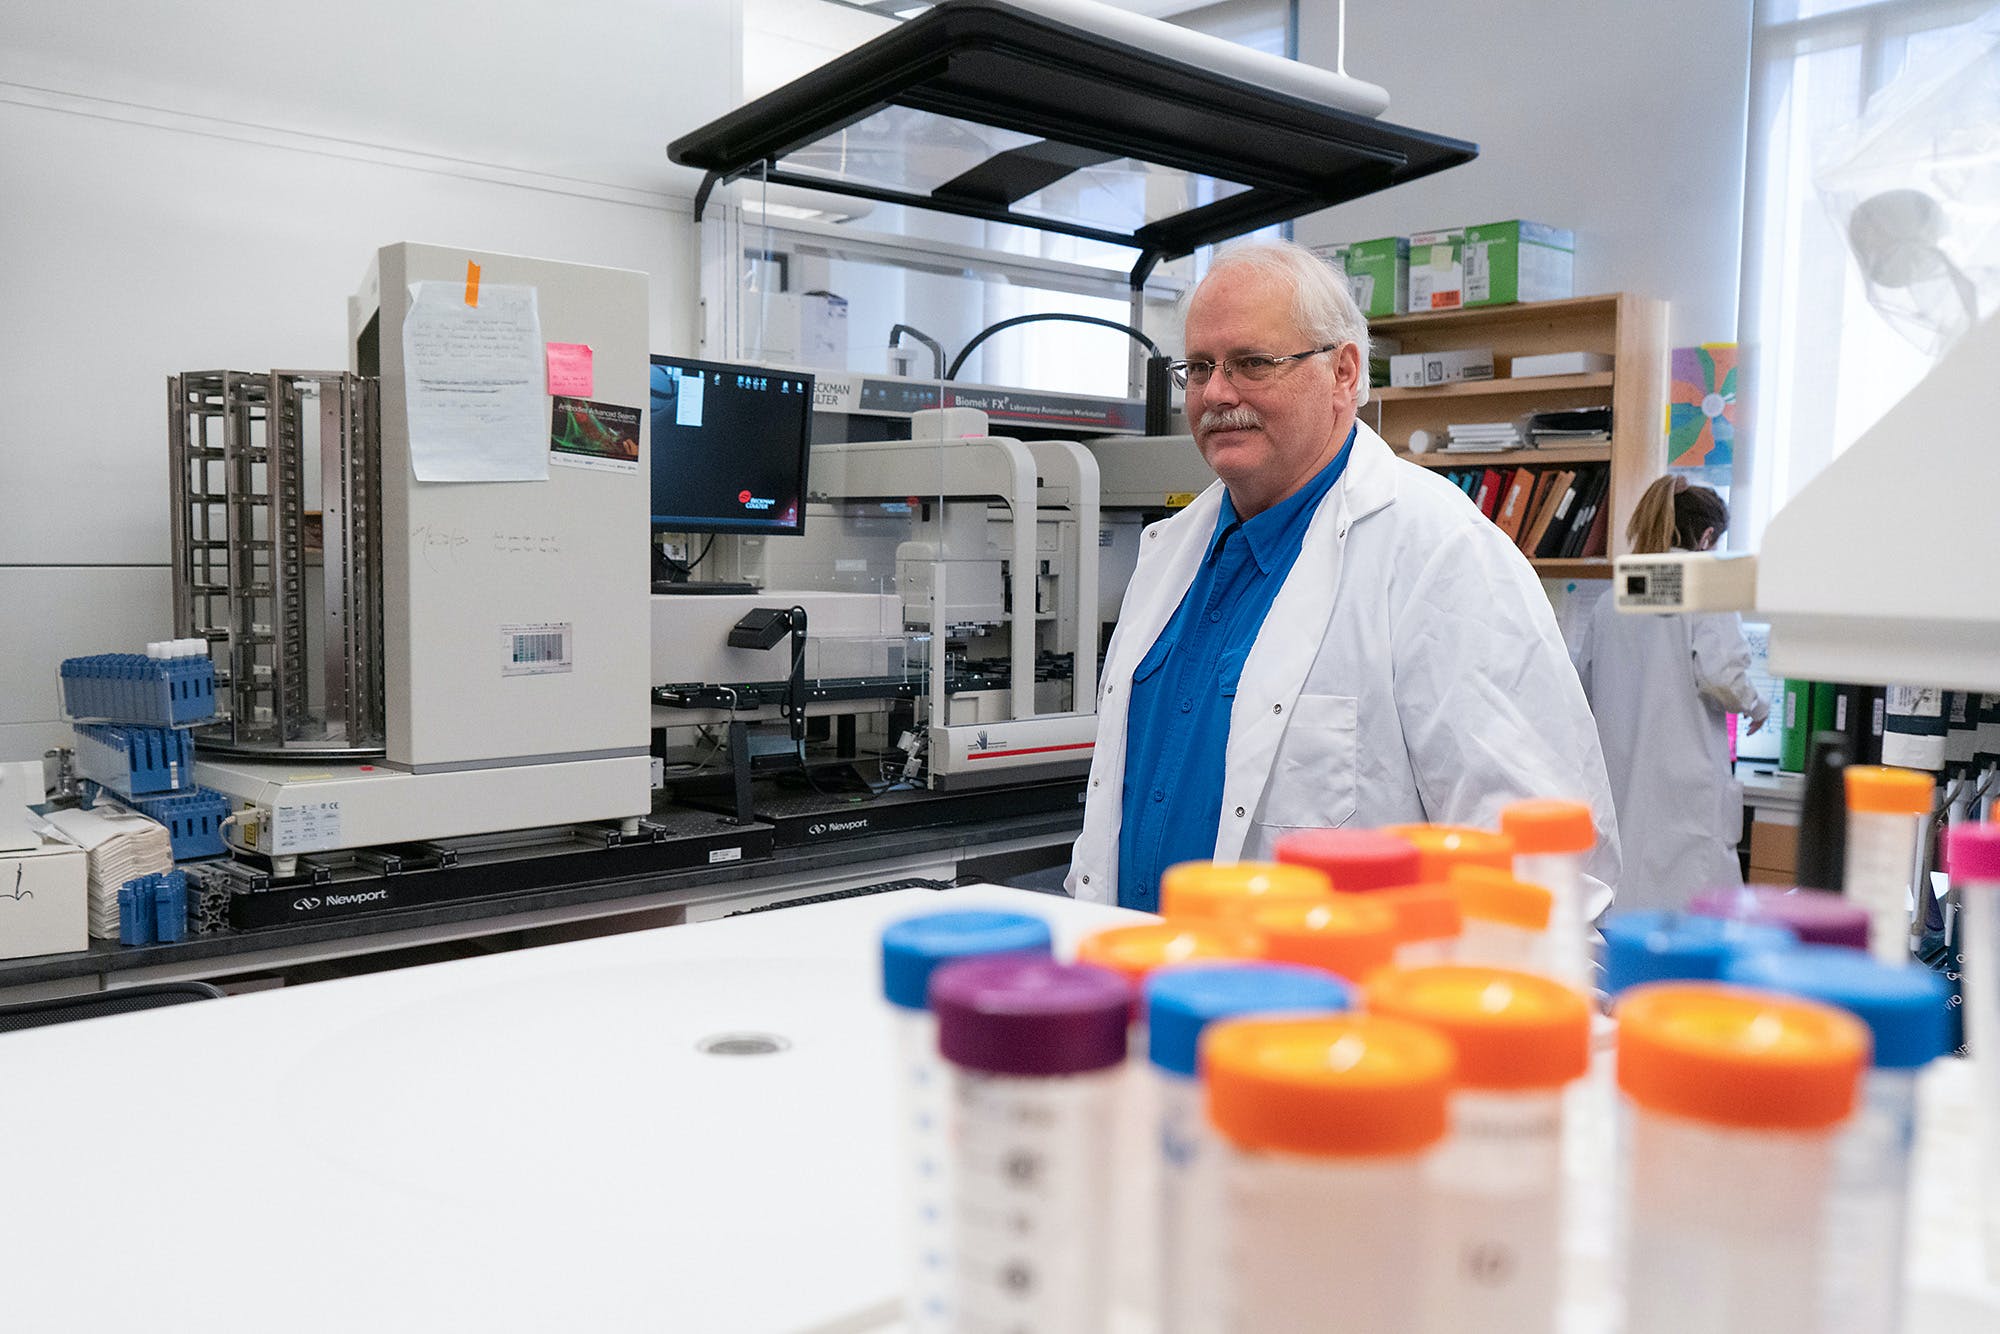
left=889, top=323, right=946, bottom=379
left=944, top=313, right=1164, bottom=381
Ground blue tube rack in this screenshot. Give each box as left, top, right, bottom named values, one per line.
left=72, top=723, right=196, bottom=798
left=118, top=870, right=190, bottom=946
left=107, top=788, right=231, bottom=862
left=59, top=653, right=216, bottom=727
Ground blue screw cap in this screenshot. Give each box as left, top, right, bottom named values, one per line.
left=1725, top=945, right=1952, bottom=1069
left=1145, top=962, right=1353, bottom=1077
left=1601, top=910, right=1797, bottom=995
left=880, top=910, right=1053, bottom=1010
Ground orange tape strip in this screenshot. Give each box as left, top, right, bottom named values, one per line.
left=464, top=260, right=481, bottom=308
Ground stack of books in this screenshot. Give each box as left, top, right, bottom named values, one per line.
left=1442, top=421, right=1524, bottom=452
left=1526, top=406, right=1612, bottom=445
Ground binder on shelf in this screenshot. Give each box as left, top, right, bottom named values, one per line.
left=1780, top=679, right=1813, bottom=773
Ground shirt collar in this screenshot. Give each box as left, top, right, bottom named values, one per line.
left=1208, top=423, right=1358, bottom=572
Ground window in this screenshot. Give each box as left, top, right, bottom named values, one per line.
left=1737, top=0, right=1991, bottom=546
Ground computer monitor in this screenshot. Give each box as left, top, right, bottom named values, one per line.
left=649, top=355, right=814, bottom=536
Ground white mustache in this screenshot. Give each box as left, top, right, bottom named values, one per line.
left=1198, top=407, right=1263, bottom=434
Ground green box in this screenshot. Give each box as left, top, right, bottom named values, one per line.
left=1407, top=228, right=1465, bottom=311
left=1339, top=237, right=1409, bottom=318
left=1462, top=220, right=1575, bottom=307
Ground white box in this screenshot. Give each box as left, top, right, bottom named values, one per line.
left=753, top=292, right=850, bottom=370
left=1389, top=347, right=1496, bottom=389
left=1512, top=351, right=1613, bottom=378
left=0, top=833, right=87, bottom=959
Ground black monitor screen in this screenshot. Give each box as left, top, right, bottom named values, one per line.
left=649, top=356, right=813, bottom=535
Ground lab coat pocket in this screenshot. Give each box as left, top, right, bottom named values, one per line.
left=1261, top=693, right=1359, bottom=829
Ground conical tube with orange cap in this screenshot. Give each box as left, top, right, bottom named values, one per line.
left=1447, top=865, right=1556, bottom=973
left=1842, top=765, right=1936, bottom=966
left=1614, top=983, right=1871, bottom=1334
left=1367, top=964, right=1592, bottom=1334
left=1501, top=798, right=1597, bottom=989
left=1200, top=1014, right=1456, bottom=1333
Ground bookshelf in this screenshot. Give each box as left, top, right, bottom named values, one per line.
left=1364, top=293, right=1669, bottom=579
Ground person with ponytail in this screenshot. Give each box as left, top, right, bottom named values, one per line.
left=1573, top=475, right=1768, bottom=911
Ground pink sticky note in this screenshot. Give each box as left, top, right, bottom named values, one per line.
left=546, top=342, right=593, bottom=396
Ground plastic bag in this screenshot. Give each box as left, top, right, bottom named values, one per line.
left=1815, top=7, right=2000, bottom=357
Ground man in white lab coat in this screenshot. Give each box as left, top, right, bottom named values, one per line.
left=1066, top=240, right=1619, bottom=910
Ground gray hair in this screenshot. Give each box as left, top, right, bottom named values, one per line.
left=1183, top=238, right=1373, bottom=407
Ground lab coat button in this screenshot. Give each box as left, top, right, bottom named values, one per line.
left=1272, top=702, right=1283, bottom=714
left=1081, top=874, right=1091, bottom=885
left=1234, top=806, right=1246, bottom=818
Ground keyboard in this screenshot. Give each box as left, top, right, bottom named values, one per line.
left=652, top=581, right=759, bottom=595
left=727, top=877, right=953, bottom=916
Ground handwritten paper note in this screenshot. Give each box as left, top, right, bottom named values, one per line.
left=401, top=281, right=547, bottom=482
left=546, top=342, right=594, bottom=396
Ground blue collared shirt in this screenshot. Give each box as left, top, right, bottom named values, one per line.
left=1117, top=426, right=1357, bottom=910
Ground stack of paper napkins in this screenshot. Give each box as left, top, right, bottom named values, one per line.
left=38, top=805, right=175, bottom=941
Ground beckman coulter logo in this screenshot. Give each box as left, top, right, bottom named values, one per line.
left=738, top=490, right=776, bottom=512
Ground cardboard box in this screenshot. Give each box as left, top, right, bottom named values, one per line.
left=1407, top=228, right=1466, bottom=311
left=1389, top=346, right=1495, bottom=389
left=1747, top=818, right=1800, bottom=880
left=1463, top=220, right=1576, bottom=306
left=0, top=833, right=87, bottom=959
left=1341, top=237, right=1409, bottom=317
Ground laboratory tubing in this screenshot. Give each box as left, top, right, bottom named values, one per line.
left=1687, top=885, right=1871, bottom=951
left=1599, top=910, right=1798, bottom=996
left=1272, top=827, right=1422, bottom=892
left=1385, top=823, right=1516, bottom=882
left=1615, top=983, right=1870, bottom=1334
left=1446, top=865, right=1555, bottom=972
left=1201, top=1014, right=1455, bottom=1333
left=929, top=955, right=1132, bottom=1334
left=1842, top=765, right=1936, bottom=966
left=879, top=910, right=1055, bottom=1334
left=1368, top=883, right=1465, bottom=965
left=1244, top=895, right=1400, bottom=983
left=1723, top=945, right=1952, bottom=1334
left=1074, top=919, right=1263, bottom=1323
left=1945, top=821, right=2000, bottom=1281
left=1365, top=964, right=1592, bottom=1334
left=1144, top=964, right=1353, bottom=1334
left=1500, top=798, right=1596, bottom=989
left=1158, top=859, right=1332, bottom=923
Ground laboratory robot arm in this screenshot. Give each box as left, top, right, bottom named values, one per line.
left=1690, top=612, right=1768, bottom=727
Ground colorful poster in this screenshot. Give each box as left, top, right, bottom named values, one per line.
left=1667, top=343, right=1737, bottom=468
left=548, top=397, right=640, bottom=473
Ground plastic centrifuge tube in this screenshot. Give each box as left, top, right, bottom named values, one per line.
left=1599, top=911, right=1799, bottom=996
left=1074, top=919, right=1264, bottom=1327
left=1615, top=983, right=1871, bottom=1334
left=1144, top=963, right=1353, bottom=1334
left=1368, top=883, right=1465, bottom=965
left=1687, top=885, right=1871, bottom=951
left=879, top=910, right=1055, bottom=1333
left=1724, top=945, right=1952, bottom=1334
left=1158, top=860, right=1332, bottom=923
left=1445, top=865, right=1555, bottom=972
left=1947, top=821, right=2000, bottom=1281
left=1365, top=964, right=1592, bottom=1334
left=1843, top=766, right=1937, bottom=966
left=1244, top=895, right=1400, bottom=984
left=1201, top=1014, right=1455, bottom=1334
left=1501, top=798, right=1597, bottom=989
left=929, top=955, right=1133, bottom=1334
left=1273, top=827, right=1422, bottom=892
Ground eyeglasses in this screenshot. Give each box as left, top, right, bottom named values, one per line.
left=1168, top=344, right=1339, bottom=389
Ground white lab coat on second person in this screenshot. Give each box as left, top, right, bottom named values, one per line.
left=1574, top=582, right=1768, bottom=913
left=1066, top=422, right=1620, bottom=906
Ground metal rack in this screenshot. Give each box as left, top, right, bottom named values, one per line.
left=167, top=370, right=384, bottom=757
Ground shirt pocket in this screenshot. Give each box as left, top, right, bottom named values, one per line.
left=1260, top=692, right=1360, bottom=830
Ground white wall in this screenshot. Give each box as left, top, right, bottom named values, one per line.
left=0, top=1, right=737, bottom=760
left=1295, top=0, right=1754, bottom=349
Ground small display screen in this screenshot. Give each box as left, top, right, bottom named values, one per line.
left=649, top=356, right=814, bottom=536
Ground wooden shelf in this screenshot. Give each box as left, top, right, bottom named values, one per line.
left=1371, top=372, right=1613, bottom=402
left=1395, top=444, right=1612, bottom=470
left=1368, top=293, right=1622, bottom=335
left=1530, top=558, right=1613, bottom=580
